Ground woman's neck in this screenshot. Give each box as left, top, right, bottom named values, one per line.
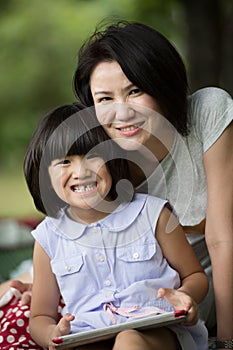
left=127, top=136, right=170, bottom=187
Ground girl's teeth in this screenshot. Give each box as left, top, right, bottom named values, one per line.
left=73, top=184, right=95, bottom=192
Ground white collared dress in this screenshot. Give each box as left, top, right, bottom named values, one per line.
left=32, top=194, right=208, bottom=350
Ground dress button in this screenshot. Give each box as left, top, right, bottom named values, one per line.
left=104, top=280, right=111, bottom=286
left=65, top=265, right=71, bottom=271
left=133, top=252, right=139, bottom=259
left=99, top=255, right=105, bottom=262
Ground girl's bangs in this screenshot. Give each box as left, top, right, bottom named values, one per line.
left=43, top=121, right=103, bottom=164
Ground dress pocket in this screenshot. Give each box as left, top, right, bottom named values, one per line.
left=116, top=243, right=157, bottom=285
left=51, top=255, right=84, bottom=276
left=51, top=255, right=96, bottom=301
left=116, top=243, right=156, bottom=262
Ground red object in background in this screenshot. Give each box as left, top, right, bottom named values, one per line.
left=0, top=289, right=43, bottom=349
left=0, top=288, right=64, bottom=349
left=18, top=218, right=42, bottom=230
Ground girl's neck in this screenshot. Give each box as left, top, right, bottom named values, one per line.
left=67, top=201, right=119, bottom=225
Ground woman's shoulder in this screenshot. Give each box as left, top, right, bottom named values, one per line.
left=190, top=86, right=231, bottom=99
left=187, top=87, right=232, bottom=151
left=188, top=86, right=232, bottom=112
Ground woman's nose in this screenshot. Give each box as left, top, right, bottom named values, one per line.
left=95, top=103, right=136, bottom=127
left=114, top=103, right=135, bottom=122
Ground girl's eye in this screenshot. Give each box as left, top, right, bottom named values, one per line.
left=56, top=159, right=70, bottom=166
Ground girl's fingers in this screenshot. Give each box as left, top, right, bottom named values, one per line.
left=157, top=288, right=182, bottom=307
left=57, top=313, right=75, bottom=334
left=157, top=288, right=194, bottom=312
left=157, top=288, right=199, bottom=326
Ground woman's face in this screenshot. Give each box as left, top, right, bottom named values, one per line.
left=90, top=61, right=163, bottom=151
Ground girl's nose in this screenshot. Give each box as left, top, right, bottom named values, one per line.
left=71, top=160, right=91, bottom=179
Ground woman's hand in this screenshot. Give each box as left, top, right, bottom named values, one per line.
left=9, top=280, right=33, bottom=305
left=48, top=313, right=75, bottom=350
left=157, top=288, right=199, bottom=326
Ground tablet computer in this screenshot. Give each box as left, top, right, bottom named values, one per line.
left=53, top=310, right=186, bottom=349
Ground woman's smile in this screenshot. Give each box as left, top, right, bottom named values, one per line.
left=90, top=61, right=162, bottom=151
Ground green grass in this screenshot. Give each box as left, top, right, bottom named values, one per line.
left=0, top=169, right=41, bottom=219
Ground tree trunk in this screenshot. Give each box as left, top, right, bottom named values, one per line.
left=182, top=0, right=233, bottom=95
left=220, top=0, right=233, bottom=95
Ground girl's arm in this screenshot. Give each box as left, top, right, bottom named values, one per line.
left=203, top=121, right=233, bottom=342
left=156, top=207, right=209, bottom=324
left=29, top=241, right=72, bottom=348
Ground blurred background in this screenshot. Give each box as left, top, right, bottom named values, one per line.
left=0, top=0, right=232, bottom=280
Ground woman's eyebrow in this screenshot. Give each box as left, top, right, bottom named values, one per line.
left=93, top=83, right=136, bottom=96
left=93, top=90, right=112, bottom=96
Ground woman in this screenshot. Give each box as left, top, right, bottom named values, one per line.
left=73, top=21, right=233, bottom=348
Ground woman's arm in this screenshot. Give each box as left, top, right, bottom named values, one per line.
left=156, top=207, right=209, bottom=324
left=29, top=241, right=62, bottom=347
left=203, top=121, right=233, bottom=342
left=0, top=271, right=32, bottom=297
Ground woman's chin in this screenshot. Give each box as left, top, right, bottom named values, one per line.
left=114, top=138, right=143, bottom=151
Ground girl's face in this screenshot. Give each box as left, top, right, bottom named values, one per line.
left=90, top=60, right=163, bottom=151
left=48, top=154, right=112, bottom=211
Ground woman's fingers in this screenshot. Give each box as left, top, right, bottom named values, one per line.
left=9, top=280, right=32, bottom=293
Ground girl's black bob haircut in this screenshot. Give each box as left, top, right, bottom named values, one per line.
left=24, top=102, right=133, bottom=217
left=74, top=20, right=189, bottom=136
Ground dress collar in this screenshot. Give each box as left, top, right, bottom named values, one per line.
left=47, top=194, right=147, bottom=240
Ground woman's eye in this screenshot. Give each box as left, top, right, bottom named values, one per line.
left=129, top=88, right=141, bottom=96
left=98, top=96, right=112, bottom=103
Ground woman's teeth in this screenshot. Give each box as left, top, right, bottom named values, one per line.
left=120, top=124, right=140, bottom=131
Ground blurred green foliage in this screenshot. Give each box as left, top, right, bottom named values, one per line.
left=0, top=0, right=184, bottom=171
left=0, top=0, right=186, bottom=217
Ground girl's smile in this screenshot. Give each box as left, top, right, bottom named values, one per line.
left=48, top=154, right=112, bottom=218
left=71, top=181, right=97, bottom=194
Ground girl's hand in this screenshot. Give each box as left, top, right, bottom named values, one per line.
left=49, top=313, right=75, bottom=350
left=157, top=288, right=199, bottom=326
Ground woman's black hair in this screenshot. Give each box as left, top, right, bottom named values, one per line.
left=73, top=21, right=189, bottom=136
left=24, top=102, right=133, bottom=217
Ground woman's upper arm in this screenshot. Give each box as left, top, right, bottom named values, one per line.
left=203, top=121, right=233, bottom=245
left=31, top=241, right=60, bottom=320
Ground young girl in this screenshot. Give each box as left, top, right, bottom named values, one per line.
left=24, top=102, right=208, bottom=350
